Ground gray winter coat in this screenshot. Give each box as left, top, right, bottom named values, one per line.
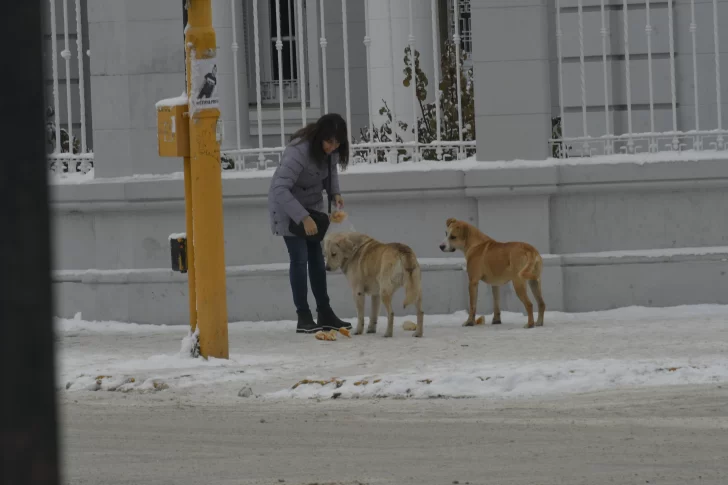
left=268, top=139, right=341, bottom=237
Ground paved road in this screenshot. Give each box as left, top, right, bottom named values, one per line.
left=60, top=385, right=728, bottom=485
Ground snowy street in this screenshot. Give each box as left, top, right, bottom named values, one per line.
left=61, top=385, right=728, bottom=485
left=57, top=305, right=728, bottom=484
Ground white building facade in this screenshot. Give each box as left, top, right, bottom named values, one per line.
left=46, top=1, right=728, bottom=324
left=218, top=0, right=473, bottom=166
left=45, top=0, right=473, bottom=176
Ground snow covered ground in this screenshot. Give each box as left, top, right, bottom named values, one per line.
left=56, top=305, right=728, bottom=404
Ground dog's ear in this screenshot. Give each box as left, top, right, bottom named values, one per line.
left=446, top=217, right=457, bottom=227
left=322, top=235, right=332, bottom=253
left=459, top=224, right=470, bottom=239
left=344, top=232, right=368, bottom=254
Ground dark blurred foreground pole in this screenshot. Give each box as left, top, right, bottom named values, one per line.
left=0, top=3, right=60, bottom=485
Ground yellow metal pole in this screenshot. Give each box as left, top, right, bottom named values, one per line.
left=183, top=155, right=197, bottom=333
left=185, top=0, right=229, bottom=359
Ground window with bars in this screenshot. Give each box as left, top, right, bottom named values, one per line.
left=269, top=0, right=298, bottom=82
left=447, top=0, right=472, bottom=62
left=242, top=0, right=306, bottom=104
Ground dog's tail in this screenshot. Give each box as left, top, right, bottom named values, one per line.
left=518, top=250, right=543, bottom=281
left=394, top=244, right=422, bottom=309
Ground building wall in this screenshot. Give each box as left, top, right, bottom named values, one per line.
left=86, top=0, right=186, bottom=177
left=222, top=0, right=442, bottom=150
left=47, top=1, right=728, bottom=325
left=68, top=0, right=451, bottom=159
left=51, top=157, right=728, bottom=324
left=473, top=0, right=728, bottom=160
left=318, top=0, right=369, bottom=141
left=558, top=0, right=728, bottom=148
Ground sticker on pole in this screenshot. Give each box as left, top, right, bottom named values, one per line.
left=191, top=56, right=219, bottom=112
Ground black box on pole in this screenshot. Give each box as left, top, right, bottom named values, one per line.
left=170, top=235, right=189, bottom=273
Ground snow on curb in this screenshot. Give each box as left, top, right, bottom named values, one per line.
left=267, top=358, right=728, bottom=400
left=62, top=351, right=237, bottom=394
left=56, top=312, right=180, bottom=333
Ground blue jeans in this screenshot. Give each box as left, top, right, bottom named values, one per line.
left=283, top=236, right=331, bottom=314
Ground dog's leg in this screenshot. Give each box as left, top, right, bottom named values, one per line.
left=491, top=285, right=502, bottom=325
left=528, top=279, right=546, bottom=326
left=463, top=280, right=478, bottom=327
left=513, top=280, right=535, bottom=329
left=367, top=294, right=380, bottom=334
left=414, top=294, right=424, bottom=338
left=382, top=292, right=394, bottom=338
left=354, top=290, right=366, bottom=335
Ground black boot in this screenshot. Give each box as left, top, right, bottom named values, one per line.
left=296, top=310, right=322, bottom=334
left=317, top=306, right=353, bottom=331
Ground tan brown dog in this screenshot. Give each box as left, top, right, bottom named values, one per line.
left=324, top=232, right=424, bottom=338
left=439, top=218, right=545, bottom=329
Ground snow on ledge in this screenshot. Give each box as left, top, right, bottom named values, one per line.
left=155, top=92, right=188, bottom=109
left=49, top=168, right=95, bottom=185
left=48, top=149, right=728, bottom=186
left=51, top=171, right=185, bottom=186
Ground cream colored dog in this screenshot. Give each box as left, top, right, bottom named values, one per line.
left=324, top=232, right=424, bottom=338
left=439, top=218, right=545, bottom=329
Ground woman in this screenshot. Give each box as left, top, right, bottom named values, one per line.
left=268, top=113, right=353, bottom=334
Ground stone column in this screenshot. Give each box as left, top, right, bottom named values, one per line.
left=87, top=0, right=186, bottom=177
left=212, top=0, right=251, bottom=152
left=367, top=0, right=435, bottom=134
left=472, top=0, right=553, bottom=161
left=322, top=0, right=368, bottom=137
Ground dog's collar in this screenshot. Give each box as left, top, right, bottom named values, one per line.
left=341, top=257, right=352, bottom=274
left=339, top=239, right=370, bottom=274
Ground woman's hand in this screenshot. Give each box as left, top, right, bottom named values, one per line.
left=334, top=194, right=344, bottom=210
left=303, top=215, right=318, bottom=236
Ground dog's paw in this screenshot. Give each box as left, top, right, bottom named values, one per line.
left=366, top=327, right=377, bottom=334
left=383, top=333, right=393, bottom=338
left=412, top=331, right=423, bottom=338
left=491, top=318, right=502, bottom=325
left=523, top=323, right=535, bottom=329
left=462, top=320, right=475, bottom=327
left=535, top=322, right=544, bottom=327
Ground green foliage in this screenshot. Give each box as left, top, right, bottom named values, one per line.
left=357, top=40, right=476, bottom=162
left=357, top=100, right=409, bottom=163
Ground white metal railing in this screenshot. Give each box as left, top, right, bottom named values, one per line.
left=551, top=0, right=728, bottom=158
left=260, top=79, right=302, bottom=103
left=46, top=0, right=94, bottom=175
left=222, top=0, right=476, bottom=170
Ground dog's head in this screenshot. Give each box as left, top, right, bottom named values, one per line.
left=439, top=217, right=469, bottom=253
left=323, top=232, right=362, bottom=272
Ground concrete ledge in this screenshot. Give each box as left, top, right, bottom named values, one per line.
left=561, top=247, right=728, bottom=266
left=52, top=248, right=728, bottom=325
left=50, top=157, right=728, bottom=208
left=52, top=256, right=566, bottom=284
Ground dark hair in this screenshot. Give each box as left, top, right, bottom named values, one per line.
left=290, top=113, right=350, bottom=169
